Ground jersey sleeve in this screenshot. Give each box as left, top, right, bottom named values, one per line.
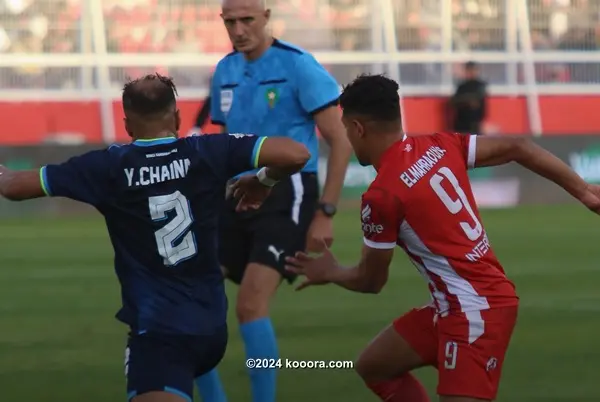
left=41, top=150, right=110, bottom=207
left=196, top=133, right=263, bottom=179
left=435, top=132, right=478, bottom=169
left=294, top=53, right=340, bottom=115
left=210, top=66, right=225, bottom=126
left=361, top=187, right=403, bottom=250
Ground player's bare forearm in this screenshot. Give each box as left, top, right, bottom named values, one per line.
left=0, top=167, right=46, bottom=201
left=330, top=247, right=392, bottom=294
left=330, top=265, right=378, bottom=293
left=315, top=107, right=352, bottom=205
left=257, top=137, right=311, bottom=180
left=475, top=137, right=588, bottom=199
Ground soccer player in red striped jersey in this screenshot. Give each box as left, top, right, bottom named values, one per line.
left=286, top=74, right=600, bottom=402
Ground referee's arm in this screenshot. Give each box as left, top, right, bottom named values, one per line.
left=296, top=53, right=351, bottom=207
left=209, top=73, right=228, bottom=133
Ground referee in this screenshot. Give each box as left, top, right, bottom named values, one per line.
left=195, top=0, right=351, bottom=401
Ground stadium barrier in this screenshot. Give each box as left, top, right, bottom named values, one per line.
left=1, top=135, right=600, bottom=218
left=3, top=96, right=600, bottom=145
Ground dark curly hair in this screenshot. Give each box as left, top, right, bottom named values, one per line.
left=340, top=74, right=401, bottom=123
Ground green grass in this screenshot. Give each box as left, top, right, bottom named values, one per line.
left=0, top=205, right=599, bottom=401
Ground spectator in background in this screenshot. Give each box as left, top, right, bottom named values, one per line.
left=449, top=61, right=488, bottom=135
left=188, top=73, right=212, bottom=136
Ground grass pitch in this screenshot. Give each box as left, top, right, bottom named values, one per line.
left=0, top=205, right=598, bottom=401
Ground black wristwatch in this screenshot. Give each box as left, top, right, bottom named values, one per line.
left=318, top=202, right=337, bottom=217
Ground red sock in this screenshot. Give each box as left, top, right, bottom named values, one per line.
left=367, top=373, right=430, bottom=402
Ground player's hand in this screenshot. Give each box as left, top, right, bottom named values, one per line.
left=579, top=183, right=600, bottom=214
left=285, top=243, right=338, bottom=291
left=305, top=213, right=334, bottom=253
left=230, top=175, right=272, bottom=212
left=186, top=127, right=202, bottom=137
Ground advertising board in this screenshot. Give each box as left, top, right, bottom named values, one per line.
left=1, top=135, right=599, bottom=217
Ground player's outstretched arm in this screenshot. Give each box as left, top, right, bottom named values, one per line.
left=473, top=137, right=599, bottom=209
left=285, top=244, right=393, bottom=294
left=0, top=166, right=46, bottom=201
left=226, top=136, right=310, bottom=212
left=255, top=137, right=311, bottom=181
left=331, top=245, right=394, bottom=293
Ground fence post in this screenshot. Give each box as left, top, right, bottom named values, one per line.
left=516, top=0, right=543, bottom=135
left=379, top=0, right=405, bottom=131
left=89, top=0, right=116, bottom=144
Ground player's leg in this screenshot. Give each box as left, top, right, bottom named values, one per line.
left=355, top=306, right=438, bottom=402
left=235, top=174, right=316, bottom=402
left=436, top=307, right=518, bottom=402
left=126, top=333, right=196, bottom=402
left=195, top=200, right=250, bottom=402
left=235, top=262, right=282, bottom=402
left=193, top=326, right=229, bottom=402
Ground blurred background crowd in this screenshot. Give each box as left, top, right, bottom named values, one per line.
left=0, top=0, right=599, bottom=88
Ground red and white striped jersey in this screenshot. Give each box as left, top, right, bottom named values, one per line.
left=361, top=132, right=519, bottom=314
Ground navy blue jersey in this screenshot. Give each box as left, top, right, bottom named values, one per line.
left=40, top=134, right=265, bottom=335
left=210, top=39, right=339, bottom=176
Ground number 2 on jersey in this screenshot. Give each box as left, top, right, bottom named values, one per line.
left=429, top=167, right=483, bottom=241
left=148, top=191, right=197, bottom=266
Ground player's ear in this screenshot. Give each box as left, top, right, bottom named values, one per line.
left=354, top=119, right=365, bottom=138
left=124, top=117, right=133, bottom=138
left=175, top=109, right=181, bottom=132
left=264, top=8, right=271, bottom=22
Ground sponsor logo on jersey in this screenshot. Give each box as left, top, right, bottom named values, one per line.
left=361, top=204, right=384, bottom=234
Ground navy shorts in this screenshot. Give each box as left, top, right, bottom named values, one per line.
left=125, top=325, right=228, bottom=402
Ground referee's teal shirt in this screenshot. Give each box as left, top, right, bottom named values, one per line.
left=210, top=39, right=340, bottom=176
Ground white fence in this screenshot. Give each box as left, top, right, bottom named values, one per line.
left=0, top=0, right=600, bottom=141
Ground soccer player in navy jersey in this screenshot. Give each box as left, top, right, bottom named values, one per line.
left=0, top=74, right=310, bottom=402
left=198, top=0, right=352, bottom=401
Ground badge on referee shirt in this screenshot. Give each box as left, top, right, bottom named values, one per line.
left=266, top=88, right=279, bottom=108
left=220, top=89, right=233, bottom=115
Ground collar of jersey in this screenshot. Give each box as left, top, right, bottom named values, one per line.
left=132, top=137, right=178, bottom=147
left=375, top=135, right=408, bottom=171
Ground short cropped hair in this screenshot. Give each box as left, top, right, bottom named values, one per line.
left=122, top=73, right=179, bottom=116
left=339, top=74, right=400, bottom=122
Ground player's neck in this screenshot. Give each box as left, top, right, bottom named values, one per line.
left=134, top=130, right=177, bottom=141
left=244, top=37, right=274, bottom=61
left=371, top=133, right=405, bottom=170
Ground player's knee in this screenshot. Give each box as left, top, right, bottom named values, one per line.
left=235, top=263, right=281, bottom=323
left=235, top=295, right=269, bottom=323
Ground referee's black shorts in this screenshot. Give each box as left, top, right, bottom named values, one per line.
left=218, top=172, right=318, bottom=285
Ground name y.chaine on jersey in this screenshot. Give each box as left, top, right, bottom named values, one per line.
left=124, top=158, right=191, bottom=187
left=400, top=146, right=447, bottom=188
